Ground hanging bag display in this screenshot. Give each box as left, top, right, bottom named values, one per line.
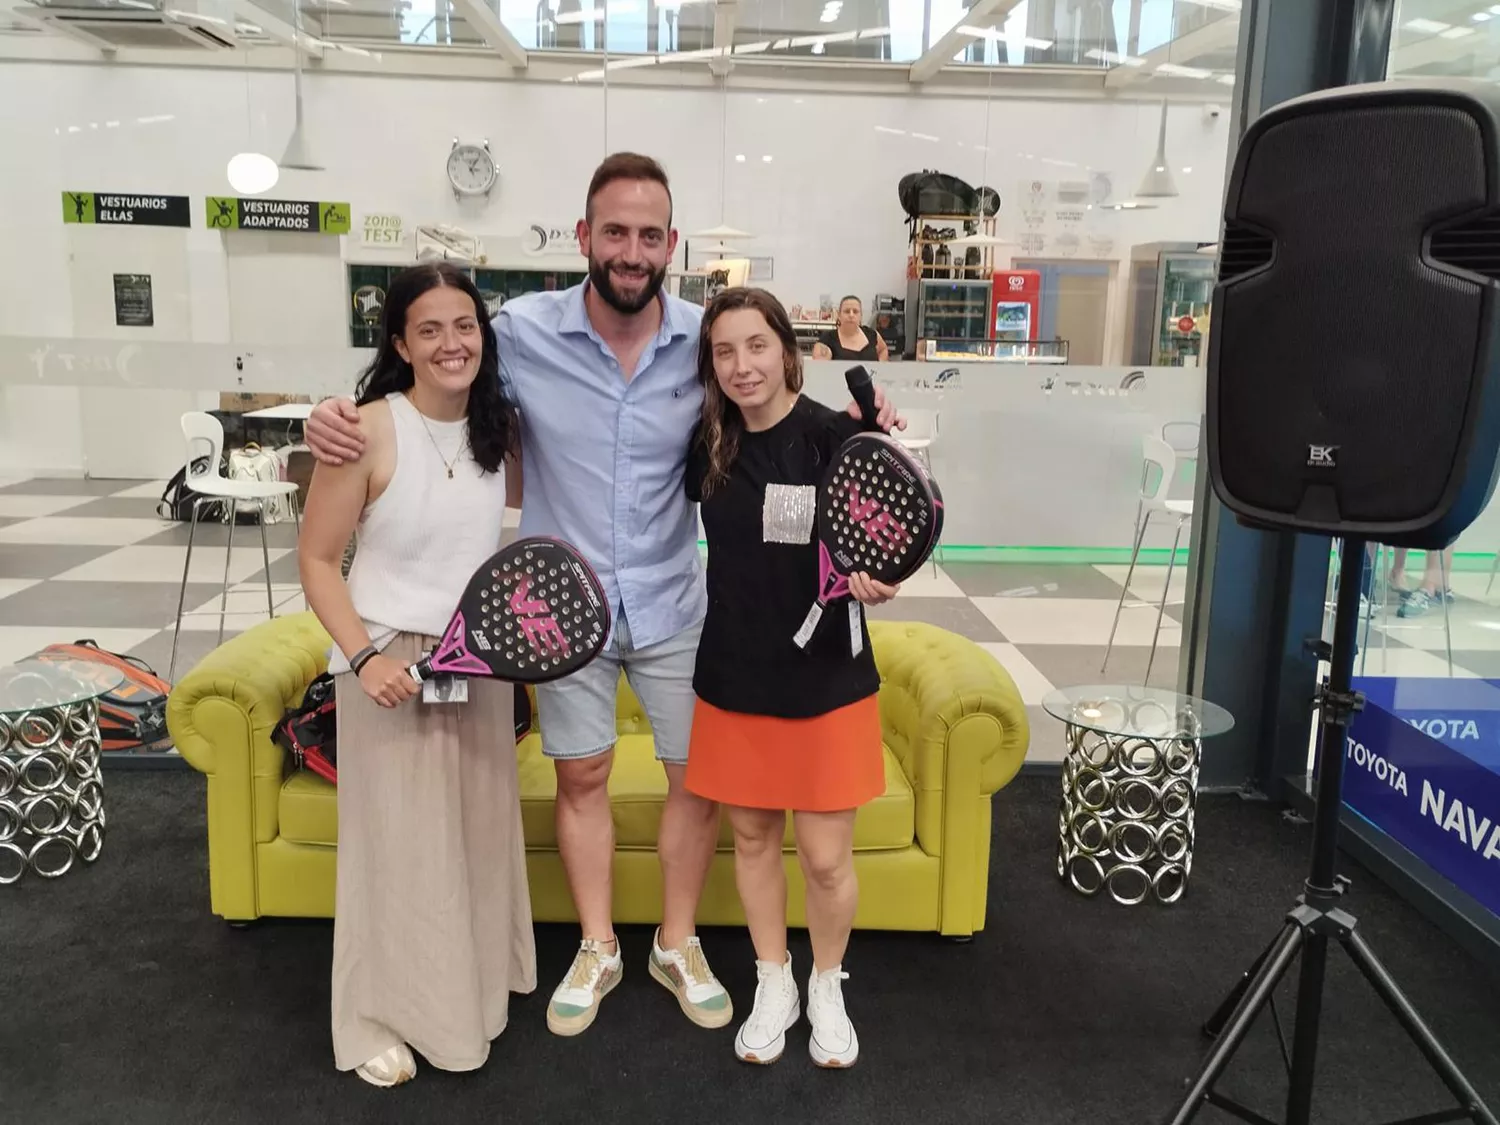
left=225, top=442, right=291, bottom=524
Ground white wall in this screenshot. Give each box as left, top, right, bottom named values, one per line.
left=0, top=61, right=1229, bottom=476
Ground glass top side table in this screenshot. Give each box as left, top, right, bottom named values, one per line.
left=1043, top=684, right=1235, bottom=907
left=0, top=659, right=125, bottom=884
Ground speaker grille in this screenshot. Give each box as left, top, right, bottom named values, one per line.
left=1431, top=212, right=1500, bottom=281
left=1218, top=222, right=1274, bottom=281
left=1212, top=103, right=1490, bottom=533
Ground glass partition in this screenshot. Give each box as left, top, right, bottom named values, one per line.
left=1305, top=0, right=1500, bottom=936
left=0, top=0, right=1238, bottom=720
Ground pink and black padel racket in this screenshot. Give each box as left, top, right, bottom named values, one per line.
left=793, top=366, right=944, bottom=648
left=408, top=536, right=610, bottom=686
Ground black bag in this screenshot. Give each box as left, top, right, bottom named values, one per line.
left=157, top=456, right=226, bottom=523
left=274, top=673, right=338, bottom=784
left=273, top=676, right=536, bottom=788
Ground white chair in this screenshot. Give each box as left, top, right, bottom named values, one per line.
left=896, top=409, right=942, bottom=576
left=1161, top=420, right=1201, bottom=473
left=1103, top=434, right=1192, bottom=684
left=168, top=412, right=302, bottom=681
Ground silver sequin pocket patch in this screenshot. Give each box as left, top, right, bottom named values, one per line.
left=763, top=483, right=817, bottom=544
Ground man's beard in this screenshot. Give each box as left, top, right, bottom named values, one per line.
left=590, top=255, right=667, bottom=315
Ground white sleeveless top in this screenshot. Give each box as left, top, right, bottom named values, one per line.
left=328, top=392, right=507, bottom=674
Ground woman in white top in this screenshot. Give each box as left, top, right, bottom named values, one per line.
left=298, top=261, right=534, bottom=1088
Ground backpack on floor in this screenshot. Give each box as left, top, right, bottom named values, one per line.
left=31, top=641, right=173, bottom=754
left=157, top=456, right=227, bottom=523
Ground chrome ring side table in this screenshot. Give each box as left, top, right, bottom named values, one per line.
left=0, top=659, right=125, bottom=884
left=1042, top=685, right=1234, bottom=907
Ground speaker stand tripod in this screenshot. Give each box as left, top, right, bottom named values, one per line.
left=1165, top=540, right=1497, bottom=1125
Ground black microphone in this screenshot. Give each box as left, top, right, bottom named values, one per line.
left=845, top=365, right=881, bottom=433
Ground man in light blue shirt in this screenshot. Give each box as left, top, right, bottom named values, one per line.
left=305, top=152, right=897, bottom=1048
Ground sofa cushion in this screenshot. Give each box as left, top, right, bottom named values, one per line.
left=278, top=734, right=915, bottom=853
left=279, top=769, right=337, bottom=847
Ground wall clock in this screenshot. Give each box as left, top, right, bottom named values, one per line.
left=447, top=139, right=498, bottom=200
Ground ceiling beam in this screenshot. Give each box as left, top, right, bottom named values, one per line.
left=6, top=6, right=116, bottom=53
left=909, top=0, right=1020, bottom=84
left=1104, top=13, right=1237, bottom=87
left=447, top=0, right=528, bottom=69
left=230, top=0, right=323, bottom=58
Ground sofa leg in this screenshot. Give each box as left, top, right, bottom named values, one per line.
left=944, top=934, right=975, bottom=944
left=227, top=920, right=258, bottom=930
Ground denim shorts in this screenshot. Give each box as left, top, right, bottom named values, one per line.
left=533, top=615, right=702, bottom=765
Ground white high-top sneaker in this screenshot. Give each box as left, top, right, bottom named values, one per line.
left=807, top=965, right=859, bottom=1068
left=734, top=953, right=800, bottom=1064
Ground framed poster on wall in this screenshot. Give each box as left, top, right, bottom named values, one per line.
left=112, top=273, right=154, bottom=327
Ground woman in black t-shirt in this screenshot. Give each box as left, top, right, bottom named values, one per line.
left=811, top=295, right=889, bottom=362
left=684, top=287, right=900, bottom=1070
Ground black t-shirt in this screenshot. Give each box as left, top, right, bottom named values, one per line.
left=819, top=327, right=881, bottom=361
left=686, top=396, right=881, bottom=719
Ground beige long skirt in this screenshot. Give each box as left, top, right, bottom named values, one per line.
left=331, top=632, right=536, bottom=1073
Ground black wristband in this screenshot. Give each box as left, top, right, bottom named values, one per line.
left=350, top=645, right=379, bottom=675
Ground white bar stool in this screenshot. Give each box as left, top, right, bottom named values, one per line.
left=1103, top=434, right=1192, bottom=683
left=168, top=412, right=302, bottom=681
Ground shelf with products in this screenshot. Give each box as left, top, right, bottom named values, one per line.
left=908, top=213, right=1000, bottom=282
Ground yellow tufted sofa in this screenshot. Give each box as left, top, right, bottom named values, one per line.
left=166, top=612, right=1029, bottom=937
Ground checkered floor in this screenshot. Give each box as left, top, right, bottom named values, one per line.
left=6, top=476, right=1500, bottom=765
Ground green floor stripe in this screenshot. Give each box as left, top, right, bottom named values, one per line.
left=694, top=542, right=1500, bottom=571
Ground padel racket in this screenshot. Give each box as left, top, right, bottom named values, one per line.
left=408, top=536, right=610, bottom=686
left=793, top=366, right=944, bottom=649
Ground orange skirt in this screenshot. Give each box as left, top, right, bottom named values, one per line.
left=685, top=695, right=884, bottom=812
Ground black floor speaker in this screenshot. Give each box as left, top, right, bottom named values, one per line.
left=1208, top=79, right=1500, bottom=549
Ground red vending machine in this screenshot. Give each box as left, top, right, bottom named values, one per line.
left=991, top=269, right=1041, bottom=343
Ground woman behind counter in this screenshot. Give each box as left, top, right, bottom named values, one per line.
left=811, top=295, right=889, bottom=363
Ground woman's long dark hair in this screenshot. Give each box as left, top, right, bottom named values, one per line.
left=695, top=287, right=804, bottom=497
left=353, top=262, right=517, bottom=473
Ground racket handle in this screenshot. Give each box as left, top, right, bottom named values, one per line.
left=408, top=658, right=431, bottom=685
left=845, top=365, right=881, bottom=433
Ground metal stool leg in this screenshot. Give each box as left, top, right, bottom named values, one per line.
left=218, top=499, right=237, bottom=646
left=258, top=509, right=275, bottom=620
left=1439, top=550, right=1454, bottom=678
left=1359, top=544, right=1381, bottom=677
left=1145, top=515, right=1185, bottom=685
left=168, top=497, right=205, bottom=683
left=1103, top=503, right=1149, bottom=674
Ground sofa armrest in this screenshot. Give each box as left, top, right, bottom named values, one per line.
left=872, top=621, right=1030, bottom=936
left=166, top=611, right=331, bottom=920
left=168, top=611, right=332, bottom=778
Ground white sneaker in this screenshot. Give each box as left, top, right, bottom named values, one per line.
left=734, top=953, right=800, bottom=1064
left=807, top=965, right=859, bottom=1068
left=355, top=1043, right=417, bottom=1087
left=546, top=938, right=624, bottom=1037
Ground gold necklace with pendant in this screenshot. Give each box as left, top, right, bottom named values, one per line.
left=416, top=411, right=467, bottom=479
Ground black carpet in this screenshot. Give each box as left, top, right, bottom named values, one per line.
left=2, top=770, right=1498, bottom=1125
